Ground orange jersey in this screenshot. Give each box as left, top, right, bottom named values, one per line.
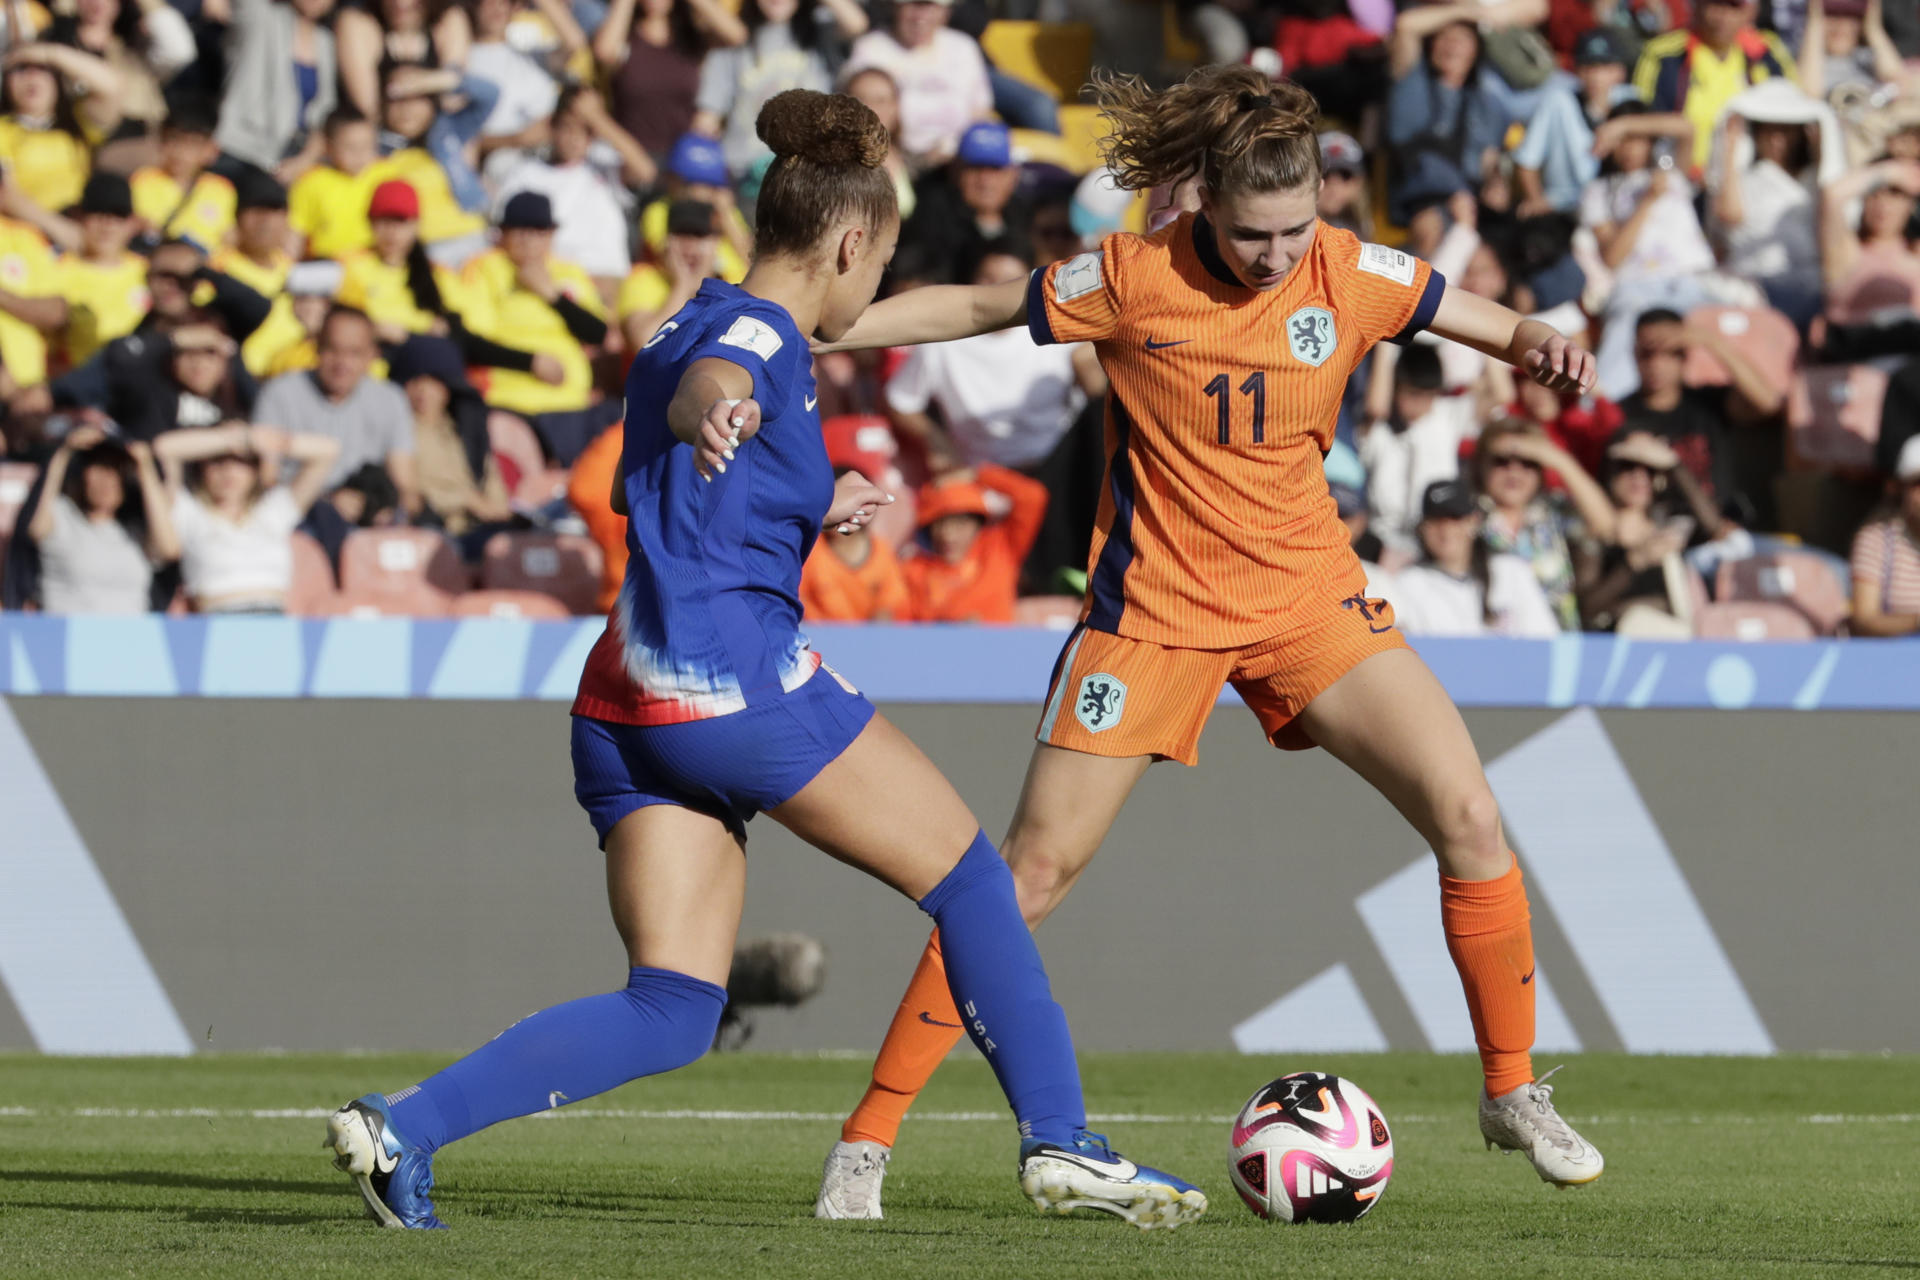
left=567, top=422, right=630, bottom=614
left=902, top=464, right=1049, bottom=623
left=1028, top=213, right=1442, bottom=647
left=800, top=535, right=912, bottom=622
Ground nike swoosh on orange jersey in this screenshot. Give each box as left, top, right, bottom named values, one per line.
left=1143, top=337, right=1192, bottom=351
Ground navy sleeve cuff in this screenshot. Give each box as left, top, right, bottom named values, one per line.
left=1025, top=268, right=1057, bottom=346
left=1387, top=269, right=1446, bottom=346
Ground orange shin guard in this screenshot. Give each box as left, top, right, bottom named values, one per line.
left=1440, top=858, right=1537, bottom=1098
left=840, top=930, right=968, bottom=1147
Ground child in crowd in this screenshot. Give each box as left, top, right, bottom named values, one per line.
left=290, top=109, right=385, bottom=261
left=800, top=424, right=911, bottom=623
left=130, top=100, right=235, bottom=251
left=1358, top=343, right=1474, bottom=558
left=902, top=465, right=1047, bottom=623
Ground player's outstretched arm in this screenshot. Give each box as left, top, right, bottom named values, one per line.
left=813, top=277, right=1029, bottom=353
left=1428, top=287, right=1595, bottom=396
left=668, top=356, right=760, bottom=480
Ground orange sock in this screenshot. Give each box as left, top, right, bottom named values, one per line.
left=840, top=929, right=968, bottom=1147
left=1440, top=856, right=1536, bottom=1098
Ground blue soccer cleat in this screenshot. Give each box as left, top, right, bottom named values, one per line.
left=323, top=1093, right=447, bottom=1229
left=1017, top=1130, right=1209, bottom=1230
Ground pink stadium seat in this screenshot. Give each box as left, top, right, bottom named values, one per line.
left=1013, top=595, right=1084, bottom=629
left=480, top=532, right=603, bottom=615
left=285, top=532, right=339, bottom=617
left=0, top=461, right=38, bottom=537
left=452, top=589, right=571, bottom=619
left=488, top=411, right=547, bottom=494
left=338, top=528, right=469, bottom=617
left=1787, top=364, right=1887, bottom=471
left=1692, top=601, right=1816, bottom=641
left=1682, top=306, right=1797, bottom=399
left=1715, top=551, right=1850, bottom=635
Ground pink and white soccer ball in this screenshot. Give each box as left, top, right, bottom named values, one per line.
left=1228, top=1071, right=1393, bottom=1222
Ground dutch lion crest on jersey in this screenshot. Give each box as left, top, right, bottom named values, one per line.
left=1287, top=307, right=1336, bottom=368
left=1075, top=673, right=1126, bottom=732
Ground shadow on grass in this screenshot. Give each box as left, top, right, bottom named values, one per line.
left=0, top=1168, right=340, bottom=1197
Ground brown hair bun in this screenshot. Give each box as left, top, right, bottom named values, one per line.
left=757, top=89, right=888, bottom=170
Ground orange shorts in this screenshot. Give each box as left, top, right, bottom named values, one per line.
left=1034, top=589, right=1405, bottom=765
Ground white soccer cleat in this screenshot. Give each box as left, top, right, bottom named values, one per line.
left=1017, top=1132, right=1208, bottom=1230
left=1478, top=1066, right=1605, bottom=1187
left=815, top=1139, right=890, bottom=1219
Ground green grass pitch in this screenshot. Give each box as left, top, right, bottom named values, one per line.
left=2, top=1051, right=1914, bottom=1278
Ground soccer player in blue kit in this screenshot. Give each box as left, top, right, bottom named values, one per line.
left=322, top=89, right=1207, bottom=1233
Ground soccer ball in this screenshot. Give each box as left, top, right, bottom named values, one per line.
left=1227, top=1071, right=1393, bottom=1222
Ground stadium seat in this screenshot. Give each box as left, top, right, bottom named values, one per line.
left=452, top=588, right=572, bottom=619
left=338, top=528, right=469, bottom=616
left=285, top=532, right=339, bottom=616
left=1787, top=363, right=1887, bottom=471
left=1010, top=127, right=1085, bottom=172
left=1692, top=600, right=1816, bottom=641
left=0, top=461, right=38, bottom=537
left=1013, top=595, right=1083, bottom=629
left=1716, top=551, right=1850, bottom=635
left=979, top=21, right=1093, bottom=102
left=1824, top=264, right=1920, bottom=324
left=1056, top=103, right=1110, bottom=174
left=488, top=410, right=547, bottom=494
left=1683, top=306, right=1798, bottom=400
left=480, top=531, right=603, bottom=614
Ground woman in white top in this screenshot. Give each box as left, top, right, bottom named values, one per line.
left=154, top=422, right=341, bottom=614
left=1380, top=478, right=1561, bottom=638
left=27, top=423, right=178, bottom=615
left=1713, top=113, right=1823, bottom=326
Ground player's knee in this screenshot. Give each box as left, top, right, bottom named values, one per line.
left=1007, top=851, right=1069, bottom=927
left=623, top=969, right=727, bottom=1071
left=1432, top=785, right=1503, bottom=871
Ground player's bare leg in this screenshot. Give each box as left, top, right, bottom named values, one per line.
left=1297, top=647, right=1602, bottom=1187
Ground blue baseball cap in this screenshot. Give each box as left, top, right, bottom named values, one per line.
left=667, top=133, right=730, bottom=187
left=956, top=121, right=1012, bottom=168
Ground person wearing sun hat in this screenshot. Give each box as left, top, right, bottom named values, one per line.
left=901, top=463, right=1049, bottom=623
left=637, top=132, right=753, bottom=284
left=800, top=418, right=914, bottom=623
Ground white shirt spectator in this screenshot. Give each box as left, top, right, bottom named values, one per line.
left=493, top=159, right=633, bottom=279
left=170, top=486, right=302, bottom=606
left=843, top=28, right=992, bottom=160
left=37, top=496, right=152, bottom=615
left=471, top=38, right=560, bottom=190
left=1717, top=158, right=1820, bottom=286
left=1579, top=169, right=1717, bottom=285
left=1358, top=396, right=1477, bottom=554
left=1377, top=554, right=1561, bottom=637
left=886, top=330, right=1084, bottom=469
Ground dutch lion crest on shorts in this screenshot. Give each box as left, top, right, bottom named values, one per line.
left=1075, top=673, right=1127, bottom=732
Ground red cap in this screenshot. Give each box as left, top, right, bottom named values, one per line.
left=820, top=414, right=896, bottom=482
left=367, top=179, right=420, bottom=221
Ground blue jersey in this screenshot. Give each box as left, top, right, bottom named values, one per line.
left=574, top=280, right=829, bottom=726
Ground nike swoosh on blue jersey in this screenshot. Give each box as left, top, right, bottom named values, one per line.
left=1144, top=338, right=1192, bottom=351
left=805, top=395, right=817, bottom=410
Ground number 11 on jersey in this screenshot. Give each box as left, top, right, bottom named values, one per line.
left=1204, top=370, right=1266, bottom=446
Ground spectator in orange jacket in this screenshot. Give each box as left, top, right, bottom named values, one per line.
left=567, top=421, right=629, bottom=614
left=903, top=465, right=1048, bottom=623
left=801, top=423, right=912, bottom=622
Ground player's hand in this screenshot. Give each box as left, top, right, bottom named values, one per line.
left=692, top=397, right=759, bottom=481
left=824, top=470, right=893, bottom=534
left=1521, top=334, right=1595, bottom=395
left=530, top=351, right=566, bottom=385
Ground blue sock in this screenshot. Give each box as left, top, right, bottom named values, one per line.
left=918, top=830, right=1085, bottom=1148
left=383, top=966, right=726, bottom=1154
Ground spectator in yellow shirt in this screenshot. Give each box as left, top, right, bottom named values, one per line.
left=289, top=107, right=382, bottom=261
left=0, top=213, right=65, bottom=391
left=212, top=173, right=302, bottom=376
left=461, top=191, right=617, bottom=463
left=50, top=173, right=148, bottom=369
left=130, top=99, right=235, bottom=251
left=0, top=42, right=121, bottom=222
left=617, top=197, right=722, bottom=350
left=637, top=132, right=752, bottom=283
left=369, top=65, right=493, bottom=262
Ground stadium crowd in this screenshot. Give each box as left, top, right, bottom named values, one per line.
left=0, top=0, right=1915, bottom=637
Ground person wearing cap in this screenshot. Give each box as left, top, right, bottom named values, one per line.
left=458, top=191, right=614, bottom=461
left=1514, top=28, right=1637, bottom=216
left=388, top=336, right=515, bottom=548
left=800, top=418, right=913, bottom=623
left=0, top=207, right=64, bottom=393
left=1633, top=0, right=1797, bottom=171
left=1848, top=434, right=1920, bottom=636
left=619, top=197, right=725, bottom=350
left=493, top=85, right=650, bottom=294
left=49, top=173, right=146, bottom=368
left=368, top=64, right=496, bottom=259
left=901, top=463, right=1048, bottom=624
left=842, top=0, right=992, bottom=166
left=1379, top=479, right=1560, bottom=637
left=1316, top=132, right=1373, bottom=238
left=211, top=173, right=308, bottom=377
left=899, top=120, right=1027, bottom=285
left=290, top=108, right=384, bottom=261
left=129, top=99, right=236, bottom=252
left=638, top=132, right=753, bottom=284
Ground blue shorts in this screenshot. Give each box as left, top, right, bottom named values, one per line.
left=571, top=668, right=876, bottom=846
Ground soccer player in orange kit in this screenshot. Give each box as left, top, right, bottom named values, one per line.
left=812, top=65, right=1606, bottom=1221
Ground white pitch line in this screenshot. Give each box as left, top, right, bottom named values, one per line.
left=1, top=1106, right=1916, bottom=1125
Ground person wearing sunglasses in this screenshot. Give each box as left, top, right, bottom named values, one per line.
left=1579, top=429, right=1727, bottom=632
left=1469, top=416, right=1617, bottom=630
